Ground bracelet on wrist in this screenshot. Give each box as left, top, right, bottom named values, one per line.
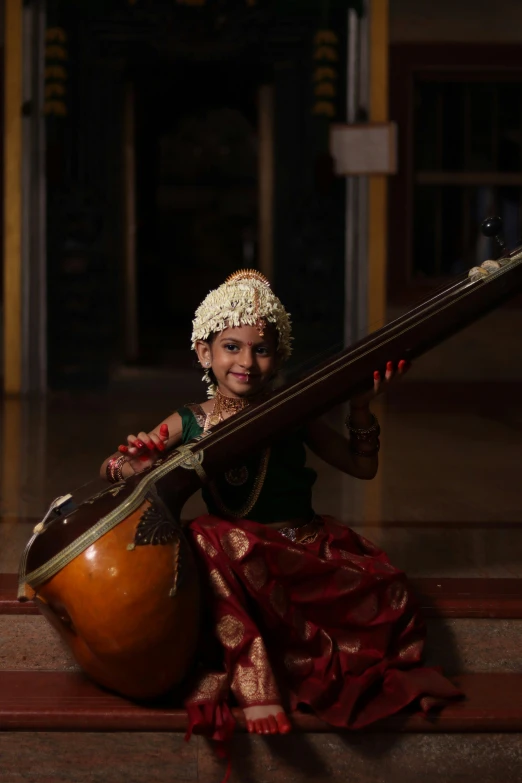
left=106, top=455, right=127, bottom=484
left=345, top=413, right=381, bottom=441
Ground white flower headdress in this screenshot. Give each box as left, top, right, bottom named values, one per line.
left=191, top=269, right=292, bottom=397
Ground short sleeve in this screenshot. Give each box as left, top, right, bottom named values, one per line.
left=176, top=405, right=205, bottom=443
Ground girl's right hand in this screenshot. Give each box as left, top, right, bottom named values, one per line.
left=117, top=423, right=170, bottom=474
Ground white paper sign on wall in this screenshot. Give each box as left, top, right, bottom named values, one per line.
left=329, top=122, right=398, bottom=176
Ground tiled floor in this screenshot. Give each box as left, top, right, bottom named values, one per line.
left=1, top=370, right=521, bottom=578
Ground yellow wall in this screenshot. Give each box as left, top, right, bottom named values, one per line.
left=3, top=0, right=23, bottom=395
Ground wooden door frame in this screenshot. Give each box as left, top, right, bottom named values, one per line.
left=388, top=43, right=522, bottom=306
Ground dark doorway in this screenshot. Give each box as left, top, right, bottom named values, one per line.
left=133, top=59, right=266, bottom=366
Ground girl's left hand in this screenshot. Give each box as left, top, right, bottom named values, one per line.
left=350, top=359, right=410, bottom=408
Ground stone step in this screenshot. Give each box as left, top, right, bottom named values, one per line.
left=1, top=728, right=521, bottom=783
left=0, top=672, right=522, bottom=782
left=2, top=576, right=522, bottom=675
left=2, top=612, right=521, bottom=676
left=0, top=615, right=80, bottom=672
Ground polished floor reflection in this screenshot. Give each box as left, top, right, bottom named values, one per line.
left=1, top=370, right=521, bottom=577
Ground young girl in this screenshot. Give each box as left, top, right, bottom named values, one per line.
left=101, top=270, right=460, bottom=740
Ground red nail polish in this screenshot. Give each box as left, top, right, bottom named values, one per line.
left=138, top=454, right=150, bottom=462
left=134, top=440, right=144, bottom=449
left=118, top=445, right=128, bottom=453
left=267, top=715, right=278, bottom=734
left=276, top=712, right=291, bottom=733
left=374, top=371, right=380, bottom=380
left=398, top=359, right=407, bottom=370
left=146, top=441, right=155, bottom=452
left=160, top=424, right=168, bottom=435
left=156, top=441, right=165, bottom=452
left=386, top=361, right=393, bottom=371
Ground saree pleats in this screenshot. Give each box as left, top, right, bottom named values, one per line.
left=184, top=515, right=461, bottom=740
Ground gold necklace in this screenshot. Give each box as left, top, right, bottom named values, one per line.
left=204, top=388, right=270, bottom=518
left=204, top=389, right=250, bottom=430
left=209, top=447, right=271, bottom=519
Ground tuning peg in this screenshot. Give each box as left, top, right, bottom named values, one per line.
left=481, top=216, right=506, bottom=252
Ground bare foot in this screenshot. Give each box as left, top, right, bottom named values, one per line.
left=243, top=705, right=292, bottom=735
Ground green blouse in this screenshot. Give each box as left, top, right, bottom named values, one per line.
left=177, top=405, right=317, bottom=523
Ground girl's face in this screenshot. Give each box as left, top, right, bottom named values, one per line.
left=196, top=323, right=279, bottom=398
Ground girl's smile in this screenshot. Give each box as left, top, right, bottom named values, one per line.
left=229, top=371, right=258, bottom=384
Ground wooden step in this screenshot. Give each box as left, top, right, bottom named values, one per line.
left=2, top=672, right=522, bottom=782
left=4, top=574, right=522, bottom=618
left=0, top=670, right=520, bottom=733
left=415, top=577, right=522, bottom=618
left=0, top=574, right=37, bottom=615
